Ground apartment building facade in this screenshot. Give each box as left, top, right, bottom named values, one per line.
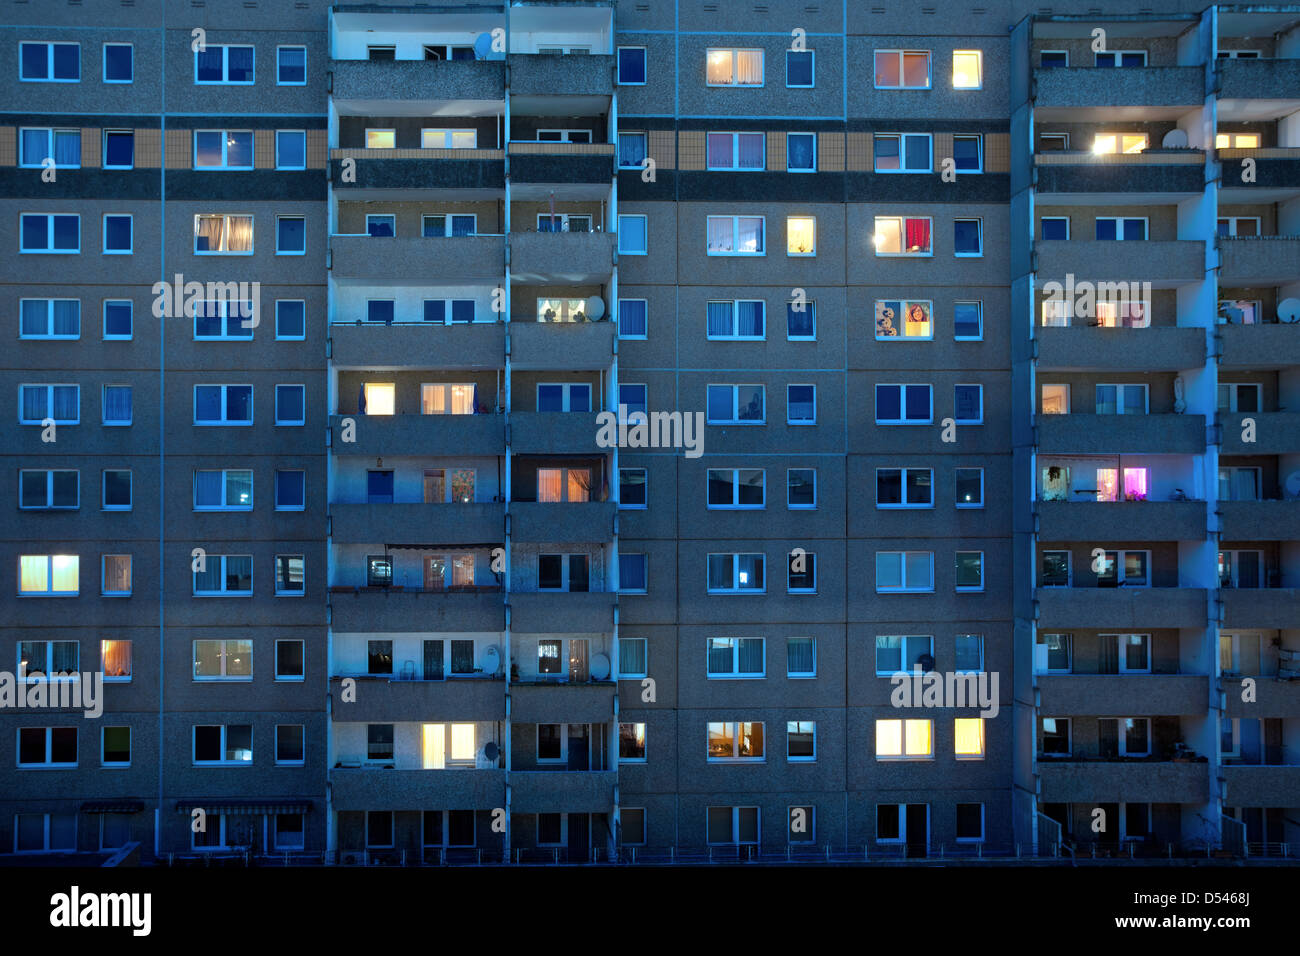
left=1, top=0, right=1297, bottom=863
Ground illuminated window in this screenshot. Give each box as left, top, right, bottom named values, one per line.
left=1040, top=384, right=1069, bottom=414
left=1215, top=133, right=1260, bottom=149
left=873, top=216, right=931, bottom=255
left=420, top=383, right=474, bottom=414
left=20, top=555, right=79, bottom=596
left=365, top=128, right=396, bottom=149
left=706, top=721, right=765, bottom=760
left=363, top=383, right=395, bottom=416
left=786, top=216, right=816, bottom=255
left=874, top=49, right=930, bottom=89
left=955, top=718, right=985, bottom=758
left=952, top=50, right=982, bottom=88
left=1093, top=133, right=1147, bottom=155
left=421, top=722, right=476, bottom=769
left=706, top=48, right=763, bottom=86
left=875, top=718, right=933, bottom=758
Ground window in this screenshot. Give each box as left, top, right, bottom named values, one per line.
left=276, top=130, right=307, bottom=170
left=1093, top=133, right=1147, bottom=155
left=1217, top=216, right=1261, bottom=238
left=194, top=130, right=253, bottom=169
left=619, top=638, right=647, bottom=679
left=875, top=49, right=930, bottom=88
left=1219, top=550, right=1264, bottom=589
left=360, top=381, right=394, bottom=414
left=20, top=214, right=79, bottom=253
left=876, top=804, right=928, bottom=844
left=1095, top=384, right=1148, bottom=415
left=103, top=470, right=132, bottom=511
left=617, top=132, right=647, bottom=169
left=1040, top=216, right=1069, bottom=241
left=1039, top=132, right=1069, bottom=151
left=876, top=468, right=933, bottom=509
left=1219, top=467, right=1261, bottom=501
left=787, top=300, right=815, bottom=340
left=101, top=726, right=131, bottom=767
left=194, top=214, right=253, bottom=254
left=787, top=551, right=816, bottom=593
left=193, top=724, right=253, bottom=764
left=707, top=807, right=760, bottom=845
left=707, top=469, right=764, bottom=509
left=277, top=46, right=306, bottom=85
left=423, top=299, right=476, bottom=325
left=875, top=299, right=931, bottom=339
left=19, top=470, right=78, bottom=510
left=787, top=721, right=816, bottom=761
left=953, top=300, right=982, bottom=340
left=1040, top=551, right=1071, bottom=588
left=786, top=50, right=814, bottom=87
left=14, top=813, right=78, bottom=853
left=537, top=467, right=590, bottom=504
left=952, top=134, right=982, bottom=173
left=103, top=130, right=134, bottom=169
left=787, top=637, right=816, bottom=678
left=707, top=553, right=765, bottom=594
left=275, top=300, right=305, bottom=340
left=193, top=298, right=254, bottom=340
left=365, top=810, right=393, bottom=851
left=1040, top=383, right=1070, bottom=414
left=619, top=723, right=647, bottom=762
left=1040, top=50, right=1068, bottom=68
left=274, top=384, right=306, bottom=426
left=952, top=50, right=982, bottom=88
left=1215, top=133, right=1261, bottom=149
left=277, top=216, right=306, bottom=255
left=192, top=555, right=253, bottom=596
left=619, top=553, right=647, bottom=593
left=873, top=216, right=931, bottom=255
left=618, top=214, right=647, bottom=254
left=20, top=384, right=79, bottom=424
left=17, top=728, right=78, bottom=767
left=1037, top=631, right=1073, bottom=673
left=875, top=719, right=933, bottom=758
left=954, top=218, right=982, bottom=256
left=1094, top=549, right=1150, bottom=587
left=536, top=128, right=592, bottom=144
left=1101, top=718, right=1151, bottom=757
left=1096, top=217, right=1147, bottom=241
left=1218, top=383, right=1261, bottom=414
left=102, top=554, right=131, bottom=596
left=787, top=468, right=816, bottom=509
left=707, top=722, right=765, bottom=760
left=18, top=640, right=79, bottom=679
left=706, top=299, right=764, bottom=339
left=619, top=468, right=647, bottom=509
left=19, top=128, right=80, bottom=168
left=1100, top=633, right=1152, bottom=674
left=621, top=809, right=646, bottom=846
left=20, top=42, right=79, bottom=81
left=956, top=468, right=984, bottom=508
left=875, top=635, right=933, bottom=676
left=20, top=299, right=80, bottom=339
left=954, top=718, right=985, bottom=758
left=194, top=385, right=252, bottom=425
left=706, top=215, right=765, bottom=255
left=195, top=44, right=254, bottom=84
left=707, top=384, right=764, bottom=424
left=538, top=554, right=590, bottom=592
left=787, top=132, right=816, bottom=172
left=1095, top=467, right=1149, bottom=503
left=616, top=46, right=646, bottom=85
left=706, top=48, right=763, bottom=86
left=103, top=300, right=132, bottom=339
left=706, top=132, right=764, bottom=170
left=875, top=384, right=932, bottom=424
left=423, top=214, right=477, bottom=237
left=276, top=470, right=305, bottom=511
left=955, top=551, right=984, bottom=592
left=365, top=128, right=396, bottom=149
left=1041, top=717, right=1071, bottom=756
left=876, top=551, right=934, bottom=593
left=276, top=640, right=304, bottom=681
left=367, top=640, right=393, bottom=675
left=956, top=804, right=984, bottom=843
left=192, top=639, right=252, bottom=681
left=101, top=385, right=132, bottom=426
left=536, top=383, right=591, bottom=413
left=874, top=133, right=932, bottom=172
left=617, top=299, right=647, bottom=339
left=954, top=384, right=983, bottom=424
left=955, top=634, right=984, bottom=672
left=1095, top=50, right=1147, bottom=68
left=786, top=217, right=816, bottom=256
left=276, top=725, right=305, bottom=765
left=275, top=555, right=305, bottom=596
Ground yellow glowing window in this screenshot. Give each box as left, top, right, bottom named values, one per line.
left=707, top=48, right=762, bottom=86
left=1215, top=133, right=1260, bottom=149
left=875, top=718, right=933, bottom=758
left=422, top=722, right=476, bottom=768
left=787, top=216, right=816, bottom=255
left=955, top=718, right=985, bottom=757
left=536, top=467, right=592, bottom=504
left=365, top=129, right=396, bottom=149
left=952, top=50, right=982, bottom=89
left=1093, top=133, right=1148, bottom=155
left=364, top=383, right=395, bottom=416
left=422, top=723, right=446, bottom=769
left=421, top=384, right=474, bottom=415
left=20, top=554, right=79, bottom=595
left=450, top=723, right=476, bottom=762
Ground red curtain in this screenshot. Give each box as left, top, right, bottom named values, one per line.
left=906, top=218, right=930, bottom=253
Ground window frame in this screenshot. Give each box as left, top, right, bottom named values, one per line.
left=193, top=129, right=254, bottom=170
left=952, top=49, right=983, bottom=89
left=16, top=727, right=79, bottom=768
left=617, top=298, right=647, bottom=339
left=955, top=550, right=985, bottom=593
left=18, top=127, right=81, bottom=169
left=875, top=551, right=935, bottom=593
left=102, top=129, right=134, bottom=170
left=102, top=469, right=132, bottom=511
left=874, top=48, right=931, bottom=89
left=193, top=384, right=253, bottom=426
left=706, top=214, right=766, bottom=257
left=194, top=44, right=255, bottom=85
left=953, top=217, right=983, bottom=257
left=276, top=45, right=306, bottom=86
left=19, top=298, right=80, bottom=340
left=706, top=468, right=766, bottom=510
left=103, top=299, right=133, bottom=340
left=785, top=49, right=814, bottom=88
left=786, top=384, right=817, bottom=425
left=617, top=214, right=647, bottom=255
left=19, top=383, right=80, bottom=425
left=705, top=298, right=765, bottom=340
left=705, top=47, right=764, bottom=87
left=19, top=469, right=79, bottom=511
left=874, top=383, right=933, bottom=425
left=274, top=384, right=306, bottom=426
left=706, top=552, right=766, bottom=595
left=19, top=213, right=80, bottom=254
left=705, top=721, right=767, bottom=761
left=872, top=215, right=932, bottom=257
left=706, top=383, right=765, bottom=424
left=275, top=130, right=308, bottom=170
left=616, top=46, right=647, bottom=85
left=875, top=467, right=935, bottom=510
left=954, top=383, right=984, bottom=424
left=19, top=41, right=80, bottom=83
left=192, top=723, right=254, bottom=765
left=873, top=132, right=933, bottom=173
left=786, top=132, right=817, bottom=173
left=275, top=299, right=306, bottom=341
left=705, top=131, right=766, bottom=171
left=191, top=554, right=254, bottom=597
left=955, top=467, right=985, bottom=509
left=954, top=300, right=983, bottom=341
left=193, top=213, right=254, bottom=255
left=874, top=718, right=935, bottom=760
left=787, top=467, right=817, bottom=510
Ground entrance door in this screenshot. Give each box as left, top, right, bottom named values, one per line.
left=567, top=813, right=590, bottom=863
left=905, top=804, right=929, bottom=858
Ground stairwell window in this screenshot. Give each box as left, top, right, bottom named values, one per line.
left=194, top=130, right=253, bottom=169
left=706, top=48, right=763, bottom=86
left=19, top=128, right=80, bottom=168
left=874, top=49, right=930, bottom=89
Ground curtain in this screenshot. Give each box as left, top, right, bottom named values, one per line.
left=196, top=216, right=224, bottom=252
left=537, top=469, right=563, bottom=502
left=451, top=215, right=474, bottom=237
left=738, top=639, right=764, bottom=674
left=451, top=554, right=474, bottom=587
left=736, top=50, right=762, bottom=84
left=52, top=300, right=79, bottom=336
left=195, top=470, right=222, bottom=506
left=905, top=218, right=930, bottom=253
left=1234, top=469, right=1258, bottom=501
left=450, top=640, right=474, bottom=673
left=568, top=640, right=588, bottom=681
left=54, top=130, right=80, bottom=166
left=104, top=557, right=131, bottom=593
left=737, top=134, right=764, bottom=168
left=787, top=134, right=814, bottom=170
left=1100, top=636, right=1119, bottom=674
left=618, top=134, right=644, bottom=167
left=20, top=130, right=46, bottom=165
left=706, top=133, right=732, bottom=169
left=424, top=556, right=446, bottom=591
left=104, top=386, right=131, bottom=423
left=567, top=469, right=591, bottom=502
left=52, top=386, right=77, bottom=421
left=737, top=301, right=763, bottom=336
left=620, top=639, right=646, bottom=675
left=227, top=45, right=254, bottom=81
left=706, top=301, right=733, bottom=336
left=102, top=640, right=131, bottom=678
left=708, top=639, right=733, bottom=674
left=737, top=217, right=763, bottom=253
left=1096, top=468, right=1119, bottom=502
left=955, top=718, right=984, bottom=756
left=194, top=563, right=221, bottom=592
left=707, top=217, right=732, bottom=252
left=226, top=215, right=253, bottom=252
left=787, top=638, right=814, bottom=674
left=51, top=641, right=79, bottom=674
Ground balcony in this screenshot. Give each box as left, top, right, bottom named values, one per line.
left=329, top=414, right=505, bottom=458
left=1217, top=58, right=1300, bottom=105
left=1035, top=325, right=1205, bottom=372
left=510, top=501, right=616, bottom=543
left=331, top=502, right=504, bottom=546
left=509, top=230, right=616, bottom=283
left=1219, top=237, right=1300, bottom=286
left=509, top=412, right=604, bottom=456
left=1222, top=589, right=1300, bottom=630
left=509, top=591, right=616, bottom=634
left=331, top=58, right=505, bottom=110
left=330, top=586, right=505, bottom=632
left=330, top=322, right=504, bottom=370
left=331, top=235, right=505, bottom=284
left=508, top=320, right=614, bottom=371
left=1034, top=150, right=1204, bottom=197
left=507, top=53, right=614, bottom=97
left=1037, top=413, right=1206, bottom=455
left=1218, top=412, right=1300, bottom=454
left=1035, top=240, right=1205, bottom=286
left=1217, top=148, right=1300, bottom=199
left=1033, top=66, right=1203, bottom=112
left=508, top=142, right=615, bottom=187
left=1036, top=587, right=1207, bottom=629
left=1225, top=679, right=1300, bottom=719
left=1037, top=675, right=1209, bottom=716
left=1036, top=500, right=1206, bottom=541
left=329, top=149, right=505, bottom=193
left=1218, top=324, right=1300, bottom=370
left=1221, top=765, right=1300, bottom=807
left=1218, top=500, right=1300, bottom=540
left=509, top=682, right=615, bottom=724
left=509, top=769, right=617, bottom=813
left=1038, top=759, right=1209, bottom=803
left=328, top=676, right=505, bottom=722
left=331, top=767, right=506, bottom=811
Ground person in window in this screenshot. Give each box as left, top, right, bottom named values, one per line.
left=876, top=304, right=898, bottom=336
left=906, top=303, right=929, bottom=333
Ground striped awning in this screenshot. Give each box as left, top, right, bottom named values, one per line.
left=175, top=800, right=312, bottom=815
left=81, top=800, right=145, bottom=814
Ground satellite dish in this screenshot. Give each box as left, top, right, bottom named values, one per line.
left=591, top=653, right=611, bottom=681
left=1284, top=472, right=1300, bottom=500
left=1161, top=129, right=1189, bottom=148
left=481, top=645, right=501, bottom=675
left=483, top=741, right=499, bottom=762
left=1278, top=298, right=1300, bottom=323
left=584, top=296, right=606, bottom=320
left=473, top=33, right=493, bottom=60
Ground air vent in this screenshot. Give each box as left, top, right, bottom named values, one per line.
left=635, top=2, right=649, bottom=8
left=871, top=6, right=885, bottom=13
left=703, top=2, right=717, bottom=10
left=972, top=6, right=986, bottom=13
left=295, top=1, right=309, bottom=7
left=191, top=0, right=205, bottom=7
left=754, top=3, right=769, bottom=11
left=121, top=0, right=135, bottom=6
left=922, top=6, right=936, bottom=12
left=1087, top=7, right=1101, bottom=14
left=804, top=4, right=819, bottom=10
left=243, top=0, right=257, bottom=6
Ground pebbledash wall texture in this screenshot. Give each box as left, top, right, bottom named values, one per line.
left=1, top=0, right=1298, bottom=865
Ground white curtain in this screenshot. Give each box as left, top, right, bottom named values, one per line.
left=736, top=50, right=762, bottom=84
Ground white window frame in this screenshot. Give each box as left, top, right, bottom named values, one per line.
left=275, top=299, right=306, bottom=340
left=1039, top=634, right=1073, bottom=675
left=955, top=383, right=984, bottom=424
left=19, top=41, right=80, bottom=82
left=193, top=129, right=254, bottom=170
left=19, top=298, right=80, bottom=339
left=193, top=384, right=253, bottom=425
left=874, top=634, right=933, bottom=677
left=536, top=382, right=592, bottom=413
left=785, top=49, right=815, bottom=88
left=193, top=213, right=253, bottom=255
left=617, top=214, right=647, bottom=255
left=786, top=216, right=816, bottom=256
left=1095, top=50, right=1147, bottom=67
left=17, top=639, right=80, bottom=680
left=786, top=721, right=817, bottom=761
left=1095, top=215, right=1148, bottom=240
left=786, top=637, right=817, bottom=678
left=101, top=214, right=132, bottom=255
left=706, top=553, right=766, bottom=594
left=19, top=469, right=79, bottom=511
left=1040, top=216, right=1070, bottom=241
left=955, top=634, right=985, bottom=673
left=954, top=217, right=983, bottom=257
left=193, top=298, right=254, bottom=340
left=787, top=299, right=816, bottom=340
left=706, top=721, right=766, bottom=761
left=875, top=298, right=933, bottom=341
left=1095, top=383, right=1149, bottom=415
left=876, top=467, right=934, bottom=510
left=1096, top=549, right=1152, bottom=587
left=786, top=132, right=817, bottom=173
left=787, top=468, right=817, bottom=510
left=954, top=300, right=983, bottom=341
left=103, top=299, right=133, bottom=340
left=191, top=724, right=254, bottom=765
left=875, top=551, right=935, bottom=593
left=617, top=131, right=647, bottom=169
left=17, top=127, right=81, bottom=168
left=616, top=46, right=647, bottom=85
left=955, top=467, right=985, bottom=509
left=618, top=637, right=648, bottom=679
left=102, top=470, right=132, bottom=511
left=274, top=384, right=306, bottom=426
left=706, top=215, right=766, bottom=256
left=101, top=385, right=132, bottom=426
left=276, top=45, right=306, bottom=86
left=706, top=468, right=766, bottom=510
left=874, top=719, right=935, bottom=760
left=952, top=49, right=983, bottom=89
left=875, top=383, right=933, bottom=425
left=618, top=552, right=647, bottom=594
left=1040, top=50, right=1069, bottom=68
left=705, top=131, right=766, bottom=171
left=619, top=467, right=648, bottom=510
left=1218, top=216, right=1261, bottom=237
left=705, top=637, right=766, bottom=679
left=192, top=638, right=253, bottom=682
left=874, top=49, right=931, bottom=89
left=952, top=133, right=983, bottom=173
left=19, top=384, right=79, bottom=424
left=19, top=213, right=80, bottom=253
left=192, top=555, right=253, bottom=596
left=275, top=130, right=307, bottom=170
left=1040, top=551, right=1072, bottom=588
left=15, top=728, right=78, bottom=768
left=706, top=299, right=765, bottom=340
left=617, top=298, right=647, bottom=339
left=276, top=215, right=306, bottom=256
left=365, top=128, right=396, bottom=149
left=955, top=550, right=985, bottom=592
left=706, top=48, right=764, bottom=87
left=103, top=129, right=134, bottom=170
left=872, top=215, right=932, bottom=257
left=194, top=44, right=255, bottom=85
left=1040, top=132, right=1069, bottom=151
left=873, top=132, right=933, bottom=173
left=706, top=383, right=765, bottom=424
left=787, top=551, right=816, bottom=593
left=1107, top=633, right=1152, bottom=674
left=194, top=469, right=253, bottom=512
left=1109, top=717, right=1152, bottom=757
left=786, top=384, right=816, bottom=425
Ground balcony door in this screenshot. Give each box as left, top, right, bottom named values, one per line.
left=567, top=724, right=589, bottom=771
left=567, top=813, right=590, bottom=863
left=568, top=639, right=589, bottom=682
